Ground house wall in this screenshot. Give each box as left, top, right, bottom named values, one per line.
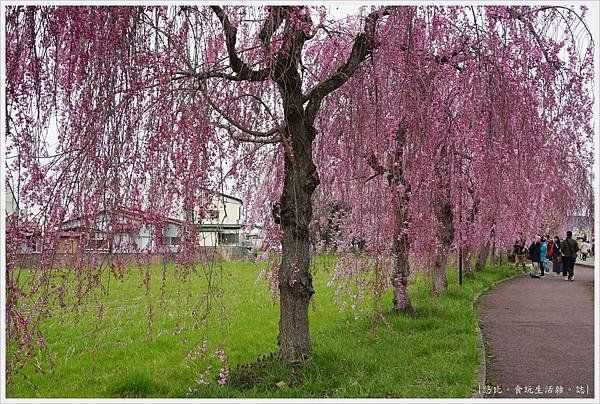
left=198, top=231, right=218, bottom=247
left=220, top=198, right=242, bottom=226
left=201, top=195, right=242, bottom=226
left=162, top=222, right=180, bottom=252
left=5, top=185, right=18, bottom=216
left=57, top=237, right=80, bottom=254
left=243, top=229, right=265, bottom=250
left=138, top=225, right=153, bottom=251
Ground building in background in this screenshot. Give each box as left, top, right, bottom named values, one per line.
left=565, top=215, right=593, bottom=241
left=242, top=226, right=266, bottom=251
left=5, top=183, right=18, bottom=217
left=56, top=208, right=184, bottom=254
left=55, top=192, right=245, bottom=254
left=196, top=193, right=243, bottom=247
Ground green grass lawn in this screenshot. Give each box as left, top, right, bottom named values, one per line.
left=6, top=257, right=515, bottom=398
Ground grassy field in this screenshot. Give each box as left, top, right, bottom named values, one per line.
left=6, top=257, right=515, bottom=398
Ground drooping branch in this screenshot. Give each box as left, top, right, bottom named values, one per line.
left=507, top=7, right=561, bottom=68
left=217, top=124, right=281, bottom=144
left=198, top=83, right=282, bottom=139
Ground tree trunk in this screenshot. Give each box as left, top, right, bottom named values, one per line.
left=475, top=241, right=490, bottom=271
left=492, top=252, right=502, bottom=266
left=278, top=145, right=318, bottom=361
left=388, top=125, right=412, bottom=313
left=433, top=252, right=449, bottom=296
left=277, top=87, right=319, bottom=361
left=432, top=202, right=453, bottom=296
left=391, top=197, right=412, bottom=312
left=463, top=249, right=474, bottom=278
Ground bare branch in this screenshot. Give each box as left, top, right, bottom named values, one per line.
left=217, top=124, right=281, bottom=144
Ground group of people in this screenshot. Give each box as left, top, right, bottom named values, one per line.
left=512, top=231, right=582, bottom=281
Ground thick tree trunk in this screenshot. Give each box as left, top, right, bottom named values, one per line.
left=276, top=89, right=319, bottom=361
left=391, top=197, right=412, bottom=312
left=278, top=221, right=314, bottom=361
left=475, top=241, right=490, bottom=271
left=278, top=143, right=318, bottom=361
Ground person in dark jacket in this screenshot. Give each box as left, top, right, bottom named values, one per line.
left=560, top=231, right=579, bottom=281
left=513, top=236, right=528, bottom=272
left=551, top=236, right=562, bottom=276
left=528, top=235, right=542, bottom=278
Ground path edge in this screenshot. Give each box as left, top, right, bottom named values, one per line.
left=472, top=270, right=526, bottom=398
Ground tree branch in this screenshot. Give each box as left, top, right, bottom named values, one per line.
left=507, top=7, right=561, bottom=69
left=198, top=83, right=282, bottom=138
left=303, top=7, right=391, bottom=115
left=210, top=6, right=271, bottom=81
left=302, top=7, right=393, bottom=124
left=217, top=124, right=281, bottom=144
left=259, top=6, right=289, bottom=51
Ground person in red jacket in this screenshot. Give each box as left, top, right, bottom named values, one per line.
left=545, top=234, right=553, bottom=273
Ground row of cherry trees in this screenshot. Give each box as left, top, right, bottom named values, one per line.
left=313, top=6, right=594, bottom=311
left=5, top=5, right=594, bottom=383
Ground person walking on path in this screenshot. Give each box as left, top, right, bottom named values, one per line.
left=561, top=231, right=579, bottom=281
left=513, top=236, right=528, bottom=272
left=545, top=235, right=553, bottom=273
left=551, top=236, right=563, bottom=276
left=580, top=240, right=590, bottom=261
left=528, top=236, right=542, bottom=278
left=539, top=237, right=548, bottom=276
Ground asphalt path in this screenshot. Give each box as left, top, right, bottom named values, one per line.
left=476, top=264, right=595, bottom=398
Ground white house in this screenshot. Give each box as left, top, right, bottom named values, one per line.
left=195, top=192, right=243, bottom=247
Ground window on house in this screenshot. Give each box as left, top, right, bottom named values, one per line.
left=85, top=232, right=109, bottom=251
left=26, top=236, right=42, bottom=253
left=165, top=236, right=180, bottom=246
left=85, top=238, right=109, bottom=251
left=218, top=233, right=239, bottom=245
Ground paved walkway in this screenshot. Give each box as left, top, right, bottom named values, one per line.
left=477, top=264, right=595, bottom=398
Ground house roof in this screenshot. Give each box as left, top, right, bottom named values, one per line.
left=220, top=193, right=243, bottom=204
left=198, top=187, right=243, bottom=204
left=199, top=224, right=242, bottom=231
